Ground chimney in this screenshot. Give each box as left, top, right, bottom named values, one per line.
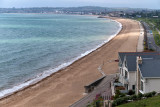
left=136, top=56, right=142, bottom=94
left=137, top=56, right=142, bottom=64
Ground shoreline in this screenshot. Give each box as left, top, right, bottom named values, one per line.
left=0, top=17, right=140, bottom=107
left=0, top=17, right=122, bottom=100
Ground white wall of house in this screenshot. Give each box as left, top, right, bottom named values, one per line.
left=128, top=72, right=136, bottom=90
left=119, top=64, right=136, bottom=91
left=143, top=78, right=160, bottom=93
left=119, top=67, right=123, bottom=83
left=119, top=65, right=128, bottom=86
left=119, top=56, right=136, bottom=91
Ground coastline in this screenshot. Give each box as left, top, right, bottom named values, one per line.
left=0, top=17, right=140, bottom=107
left=0, top=17, right=122, bottom=99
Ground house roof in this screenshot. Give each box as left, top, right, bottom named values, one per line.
left=139, top=57, right=160, bottom=78
left=118, top=52, right=159, bottom=72
left=118, top=52, right=158, bottom=62
left=125, top=56, right=136, bottom=71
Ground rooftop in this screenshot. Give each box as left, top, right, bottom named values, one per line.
left=139, top=58, right=160, bottom=78
left=118, top=52, right=159, bottom=71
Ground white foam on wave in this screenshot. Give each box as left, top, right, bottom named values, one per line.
left=0, top=18, right=122, bottom=99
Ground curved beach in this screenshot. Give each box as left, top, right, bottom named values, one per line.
left=0, top=17, right=140, bottom=107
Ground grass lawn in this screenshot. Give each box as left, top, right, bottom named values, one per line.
left=152, top=29, right=160, bottom=45
left=117, top=95, right=160, bottom=107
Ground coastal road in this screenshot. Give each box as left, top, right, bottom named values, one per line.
left=142, top=22, right=160, bottom=51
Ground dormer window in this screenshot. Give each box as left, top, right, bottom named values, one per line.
left=125, top=60, right=127, bottom=67
left=141, top=81, right=144, bottom=91
left=125, top=70, right=128, bottom=79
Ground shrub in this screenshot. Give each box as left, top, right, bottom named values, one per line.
left=112, top=96, right=130, bottom=106
left=144, top=92, right=152, bottom=98
left=116, top=98, right=123, bottom=104
left=137, top=93, right=143, bottom=100
left=113, top=98, right=124, bottom=106
left=143, top=91, right=157, bottom=98
left=149, top=49, right=155, bottom=51
left=116, top=90, right=121, bottom=95
left=114, top=94, right=120, bottom=100
left=128, top=90, right=135, bottom=95
left=151, top=91, right=157, bottom=96
left=95, top=94, right=101, bottom=100
left=119, top=93, right=126, bottom=97
left=130, top=94, right=138, bottom=100
left=114, top=90, right=121, bottom=99
left=122, top=96, right=130, bottom=102
left=112, top=91, right=157, bottom=106
left=112, top=101, right=117, bottom=107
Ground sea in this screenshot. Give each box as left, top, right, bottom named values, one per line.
left=0, top=14, right=121, bottom=98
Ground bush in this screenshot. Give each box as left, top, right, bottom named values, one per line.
left=116, top=98, right=123, bottom=104
left=122, top=96, right=130, bottom=102
left=128, top=90, right=135, bottom=95
left=112, top=96, right=131, bottom=106
left=112, top=97, right=124, bottom=107
left=87, top=94, right=104, bottom=107
left=144, top=92, right=153, bottom=98
left=151, top=91, right=157, bottom=96
left=114, top=94, right=119, bottom=100
left=149, top=49, right=155, bottom=51
left=130, top=94, right=138, bottom=100
left=144, top=91, right=156, bottom=97
left=119, top=93, right=126, bottom=97
left=112, top=101, right=117, bottom=107
left=114, top=90, right=121, bottom=99
left=137, top=93, right=143, bottom=100
left=112, top=91, right=157, bottom=106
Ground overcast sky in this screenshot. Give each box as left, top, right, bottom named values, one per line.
left=0, top=0, right=160, bottom=9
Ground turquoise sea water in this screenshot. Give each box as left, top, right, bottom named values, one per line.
left=0, top=14, right=121, bottom=97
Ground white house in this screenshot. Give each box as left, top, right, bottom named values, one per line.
left=137, top=56, right=160, bottom=94
left=118, top=52, right=160, bottom=94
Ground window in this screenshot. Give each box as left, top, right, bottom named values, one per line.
left=125, top=70, right=128, bottom=79
left=125, top=61, right=127, bottom=67
left=141, top=81, right=143, bottom=91
left=120, top=68, right=123, bottom=76
left=124, top=84, right=128, bottom=90
left=132, top=85, right=135, bottom=90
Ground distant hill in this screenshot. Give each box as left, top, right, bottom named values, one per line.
left=0, top=6, right=156, bottom=13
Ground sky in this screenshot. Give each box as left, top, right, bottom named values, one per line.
left=0, top=0, right=160, bottom=9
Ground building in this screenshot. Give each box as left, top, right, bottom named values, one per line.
left=118, top=52, right=160, bottom=94
left=137, top=56, right=160, bottom=94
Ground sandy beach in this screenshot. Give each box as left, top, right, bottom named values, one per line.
left=0, top=17, right=140, bottom=107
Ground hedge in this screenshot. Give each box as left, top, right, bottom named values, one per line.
left=112, top=91, right=157, bottom=107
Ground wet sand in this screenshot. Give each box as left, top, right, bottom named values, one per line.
left=0, top=17, right=140, bottom=107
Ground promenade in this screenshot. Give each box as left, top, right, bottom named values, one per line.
left=70, top=74, right=116, bottom=107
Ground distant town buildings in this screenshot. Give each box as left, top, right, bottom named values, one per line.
left=0, top=7, right=159, bottom=18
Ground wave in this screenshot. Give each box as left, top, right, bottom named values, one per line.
left=0, top=18, right=122, bottom=99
